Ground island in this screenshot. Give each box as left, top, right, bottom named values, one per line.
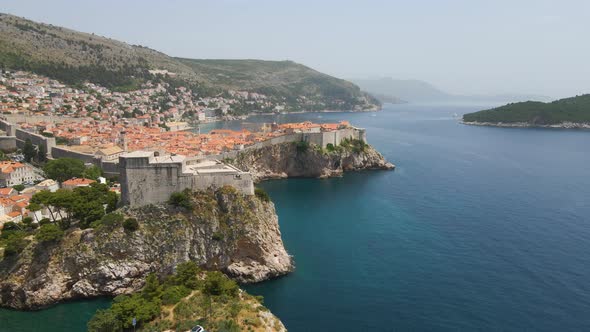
left=462, top=94, right=590, bottom=129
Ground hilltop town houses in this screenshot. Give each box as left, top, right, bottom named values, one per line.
left=0, top=69, right=372, bottom=227
left=0, top=161, right=40, bottom=187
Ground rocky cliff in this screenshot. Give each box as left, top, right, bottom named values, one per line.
left=232, top=141, right=394, bottom=182
left=0, top=187, right=292, bottom=310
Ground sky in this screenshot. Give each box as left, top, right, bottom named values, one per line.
left=2, top=0, right=589, bottom=98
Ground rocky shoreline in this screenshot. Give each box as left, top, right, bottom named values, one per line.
left=0, top=141, right=394, bottom=312
left=461, top=120, right=590, bottom=129
left=232, top=142, right=395, bottom=182
left=0, top=188, right=292, bottom=310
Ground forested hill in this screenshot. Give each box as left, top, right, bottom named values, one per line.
left=463, top=94, right=590, bottom=125
left=0, top=13, right=379, bottom=111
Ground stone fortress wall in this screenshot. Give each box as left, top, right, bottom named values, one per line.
left=119, top=151, right=254, bottom=207
left=0, top=119, right=56, bottom=156
left=205, top=127, right=367, bottom=160
left=0, top=117, right=366, bottom=207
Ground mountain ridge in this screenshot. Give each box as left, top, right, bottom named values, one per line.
left=0, top=13, right=379, bottom=111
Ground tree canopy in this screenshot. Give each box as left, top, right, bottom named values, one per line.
left=30, top=182, right=117, bottom=228
left=43, top=158, right=101, bottom=183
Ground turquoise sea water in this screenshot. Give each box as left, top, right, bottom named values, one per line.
left=2, top=103, right=590, bottom=331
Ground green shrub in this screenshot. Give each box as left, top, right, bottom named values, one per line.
left=35, top=223, right=64, bottom=243
left=202, top=271, right=239, bottom=297
left=26, top=222, right=39, bottom=230
left=212, top=232, right=223, bottom=241
left=123, top=218, right=139, bottom=232
left=254, top=188, right=270, bottom=202
left=12, top=184, right=25, bottom=192
left=91, top=213, right=124, bottom=230
left=2, top=221, right=19, bottom=231
left=142, top=274, right=162, bottom=301
left=4, top=236, right=29, bottom=256
left=161, top=285, right=191, bottom=305
left=168, top=191, right=192, bottom=209
left=217, top=320, right=241, bottom=332
left=172, top=261, right=201, bottom=289
left=87, top=309, right=123, bottom=332
left=340, top=138, right=351, bottom=148
left=295, top=140, right=309, bottom=153
left=326, top=143, right=335, bottom=152
left=109, top=294, right=161, bottom=329
left=39, top=218, right=51, bottom=226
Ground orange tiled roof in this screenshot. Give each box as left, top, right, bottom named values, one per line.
left=62, top=178, right=96, bottom=186
left=0, top=188, right=14, bottom=196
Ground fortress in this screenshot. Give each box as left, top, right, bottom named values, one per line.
left=119, top=151, right=254, bottom=207
left=0, top=116, right=368, bottom=207
left=118, top=126, right=367, bottom=207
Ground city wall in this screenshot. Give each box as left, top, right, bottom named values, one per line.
left=0, top=119, right=56, bottom=155
left=50, top=146, right=120, bottom=177
left=119, top=153, right=253, bottom=206
left=51, top=146, right=95, bottom=164
left=14, top=128, right=56, bottom=154
left=0, top=136, right=17, bottom=152
left=206, top=127, right=367, bottom=160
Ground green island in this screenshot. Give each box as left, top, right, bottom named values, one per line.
left=462, top=94, right=590, bottom=128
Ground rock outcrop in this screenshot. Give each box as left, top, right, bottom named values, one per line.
left=0, top=187, right=292, bottom=310
left=232, top=142, right=395, bottom=182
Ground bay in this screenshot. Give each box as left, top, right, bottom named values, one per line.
left=2, top=102, right=590, bottom=331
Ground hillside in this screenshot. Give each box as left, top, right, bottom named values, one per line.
left=462, top=94, right=590, bottom=127
left=0, top=13, right=378, bottom=111
left=178, top=58, right=379, bottom=111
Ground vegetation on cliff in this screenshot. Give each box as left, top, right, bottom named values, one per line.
left=0, top=182, right=116, bottom=258
left=0, top=187, right=292, bottom=310
left=0, top=13, right=378, bottom=111
left=87, top=261, right=284, bottom=332
left=463, top=94, right=590, bottom=125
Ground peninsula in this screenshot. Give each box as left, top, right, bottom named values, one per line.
left=462, top=94, right=590, bottom=129
left=0, top=11, right=394, bottom=332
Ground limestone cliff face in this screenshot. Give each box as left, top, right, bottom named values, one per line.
left=233, top=142, right=395, bottom=182
left=0, top=188, right=292, bottom=310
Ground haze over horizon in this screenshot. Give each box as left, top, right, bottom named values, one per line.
left=2, top=0, right=589, bottom=99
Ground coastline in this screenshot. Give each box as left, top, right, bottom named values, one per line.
left=187, top=106, right=381, bottom=126
left=461, top=120, right=590, bottom=130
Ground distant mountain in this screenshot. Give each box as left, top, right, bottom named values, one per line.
left=351, top=77, right=551, bottom=104
left=352, top=78, right=447, bottom=103
left=0, top=13, right=379, bottom=112
left=463, top=94, right=590, bottom=127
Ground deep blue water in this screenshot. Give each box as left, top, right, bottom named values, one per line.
left=2, top=103, right=590, bottom=331
left=0, top=298, right=111, bottom=331
left=244, top=104, right=590, bottom=331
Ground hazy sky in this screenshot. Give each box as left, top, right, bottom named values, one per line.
left=3, top=0, right=589, bottom=98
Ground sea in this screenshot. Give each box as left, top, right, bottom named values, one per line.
left=1, top=102, right=590, bottom=331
